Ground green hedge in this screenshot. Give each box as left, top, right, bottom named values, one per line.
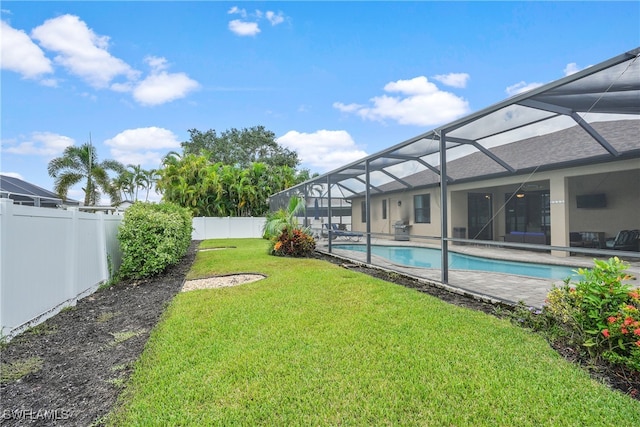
left=117, top=202, right=192, bottom=280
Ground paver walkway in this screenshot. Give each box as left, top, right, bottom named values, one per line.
left=318, top=238, right=640, bottom=308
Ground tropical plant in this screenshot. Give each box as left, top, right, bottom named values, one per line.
left=128, top=164, right=146, bottom=201
left=47, top=142, right=125, bottom=205
left=544, top=257, right=640, bottom=370
left=271, top=227, right=316, bottom=257
left=114, top=165, right=158, bottom=203
left=263, top=196, right=316, bottom=257
left=114, top=169, right=135, bottom=202
left=142, top=168, right=158, bottom=202
left=156, top=152, right=307, bottom=217
left=263, top=196, right=306, bottom=239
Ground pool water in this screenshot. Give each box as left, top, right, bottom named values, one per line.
left=335, top=244, right=579, bottom=280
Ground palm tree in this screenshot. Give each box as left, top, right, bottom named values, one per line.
left=114, top=169, right=135, bottom=202
left=263, top=195, right=306, bottom=239
left=142, top=168, right=158, bottom=202
left=125, top=164, right=155, bottom=202
left=48, top=143, right=125, bottom=206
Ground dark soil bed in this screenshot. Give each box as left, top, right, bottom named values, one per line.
left=0, top=241, right=199, bottom=426
left=1, top=243, right=637, bottom=426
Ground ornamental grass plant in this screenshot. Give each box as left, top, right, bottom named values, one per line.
left=109, top=240, right=640, bottom=426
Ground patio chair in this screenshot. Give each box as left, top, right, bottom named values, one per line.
left=326, top=223, right=363, bottom=241
left=569, top=232, right=585, bottom=247
left=605, top=229, right=640, bottom=251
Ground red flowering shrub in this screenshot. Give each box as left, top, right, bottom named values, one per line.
left=270, top=227, right=316, bottom=257
left=601, top=294, right=640, bottom=371
left=545, top=257, right=640, bottom=371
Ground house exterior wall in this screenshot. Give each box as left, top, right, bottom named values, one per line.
left=567, top=168, right=640, bottom=235
left=349, top=158, right=639, bottom=252
left=352, top=188, right=443, bottom=238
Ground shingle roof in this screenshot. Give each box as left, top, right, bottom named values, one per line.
left=0, top=175, right=79, bottom=207
left=365, top=119, right=640, bottom=195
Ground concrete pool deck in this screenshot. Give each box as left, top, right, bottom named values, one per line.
left=317, top=238, right=640, bottom=309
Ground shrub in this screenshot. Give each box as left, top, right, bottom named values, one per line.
left=500, top=301, right=561, bottom=337
left=271, top=227, right=316, bottom=257
left=263, top=196, right=316, bottom=257
left=545, top=257, right=640, bottom=371
left=117, top=202, right=192, bottom=279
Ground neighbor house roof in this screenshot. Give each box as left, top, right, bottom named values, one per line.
left=0, top=175, right=80, bottom=207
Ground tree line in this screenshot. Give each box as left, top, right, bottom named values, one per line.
left=47, top=126, right=314, bottom=216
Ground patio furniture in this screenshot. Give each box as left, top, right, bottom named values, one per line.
left=323, top=223, right=363, bottom=241
left=605, top=229, right=640, bottom=251
left=570, top=231, right=605, bottom=248
left=504, top=231, right=548, bottom=245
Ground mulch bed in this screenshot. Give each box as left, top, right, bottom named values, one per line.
left=0, top=241, right=199, bottom=426
left=1, top=244, right=637, bottom=426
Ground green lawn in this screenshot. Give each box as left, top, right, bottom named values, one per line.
left=110, top=239, right=640, bottom=426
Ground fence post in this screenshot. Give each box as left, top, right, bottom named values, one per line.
left=96, top=211, right=108, bottom=283
left=67, top=207, right=79, bottom=301
left=0, top=199, right=14, bottom=337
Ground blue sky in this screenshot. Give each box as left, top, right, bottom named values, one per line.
left=1, top=1, right=639, bottom=202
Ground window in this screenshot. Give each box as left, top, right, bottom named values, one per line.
left=414, top=194, right=430, bottom=223
left=361, top=200, right=367, bottom=223
left=382, top=199, right=387, bottom=220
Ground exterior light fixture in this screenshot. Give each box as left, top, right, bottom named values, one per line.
left=516, top=193, right=525, bottom=198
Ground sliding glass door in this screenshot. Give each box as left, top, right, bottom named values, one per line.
left=505, top=191, right=550, bottom=238
left=468, top=193, right=493, bottom=240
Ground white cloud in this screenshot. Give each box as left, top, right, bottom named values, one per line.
left=433, top=72, right=470, bottom=88
left=335, top=76, right=469, bottom=127
left=384, top=76, right=440, bottom=95
left=505, top=62, right=590, bottom=97
left=3, top=132, right=74, bottom=157
left=333, top=102, right=364, bottom=113
left=564, top=62, right=591, bottom=76
left=133, top=72, right=200, bottom=106
left=145, top=55, right=169, bottom=72
left=8, top=15, right=197, bottom=105
left=104, top=127, right=181, bottom=167
left=564, top=63, right=580, bottom=76
left=227, top=7, right=286, bottom=36
left=277, top=130, right=367, bottom=173
left=132, top=56, right=199, bottom=106
left=228, top=6, right=247, bottom=18
left=265, top=11, right=285, bottom=26
left=505, top=81, right=545, bottom=96
left=1, top=20, right=54, bottom=80
left=229, top=20, right=260, bottom=36
left=31, top=14, right=139, bottom=88
left=39, top=78, right=58, bottom=87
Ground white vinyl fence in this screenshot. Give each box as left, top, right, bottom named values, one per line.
left=0, top=199, right=124, bottom=340
left=0, top=200, right=267, bottom=340
left=192, top=216, right=266, bottom=240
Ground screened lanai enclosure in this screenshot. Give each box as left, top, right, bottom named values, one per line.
left=269, top=48, right=640, bottom=287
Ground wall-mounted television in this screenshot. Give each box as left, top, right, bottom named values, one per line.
left=576, top=193, right=607, bottom=209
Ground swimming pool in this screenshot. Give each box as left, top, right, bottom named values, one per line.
left=335, top=244, right=579, bottom=280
